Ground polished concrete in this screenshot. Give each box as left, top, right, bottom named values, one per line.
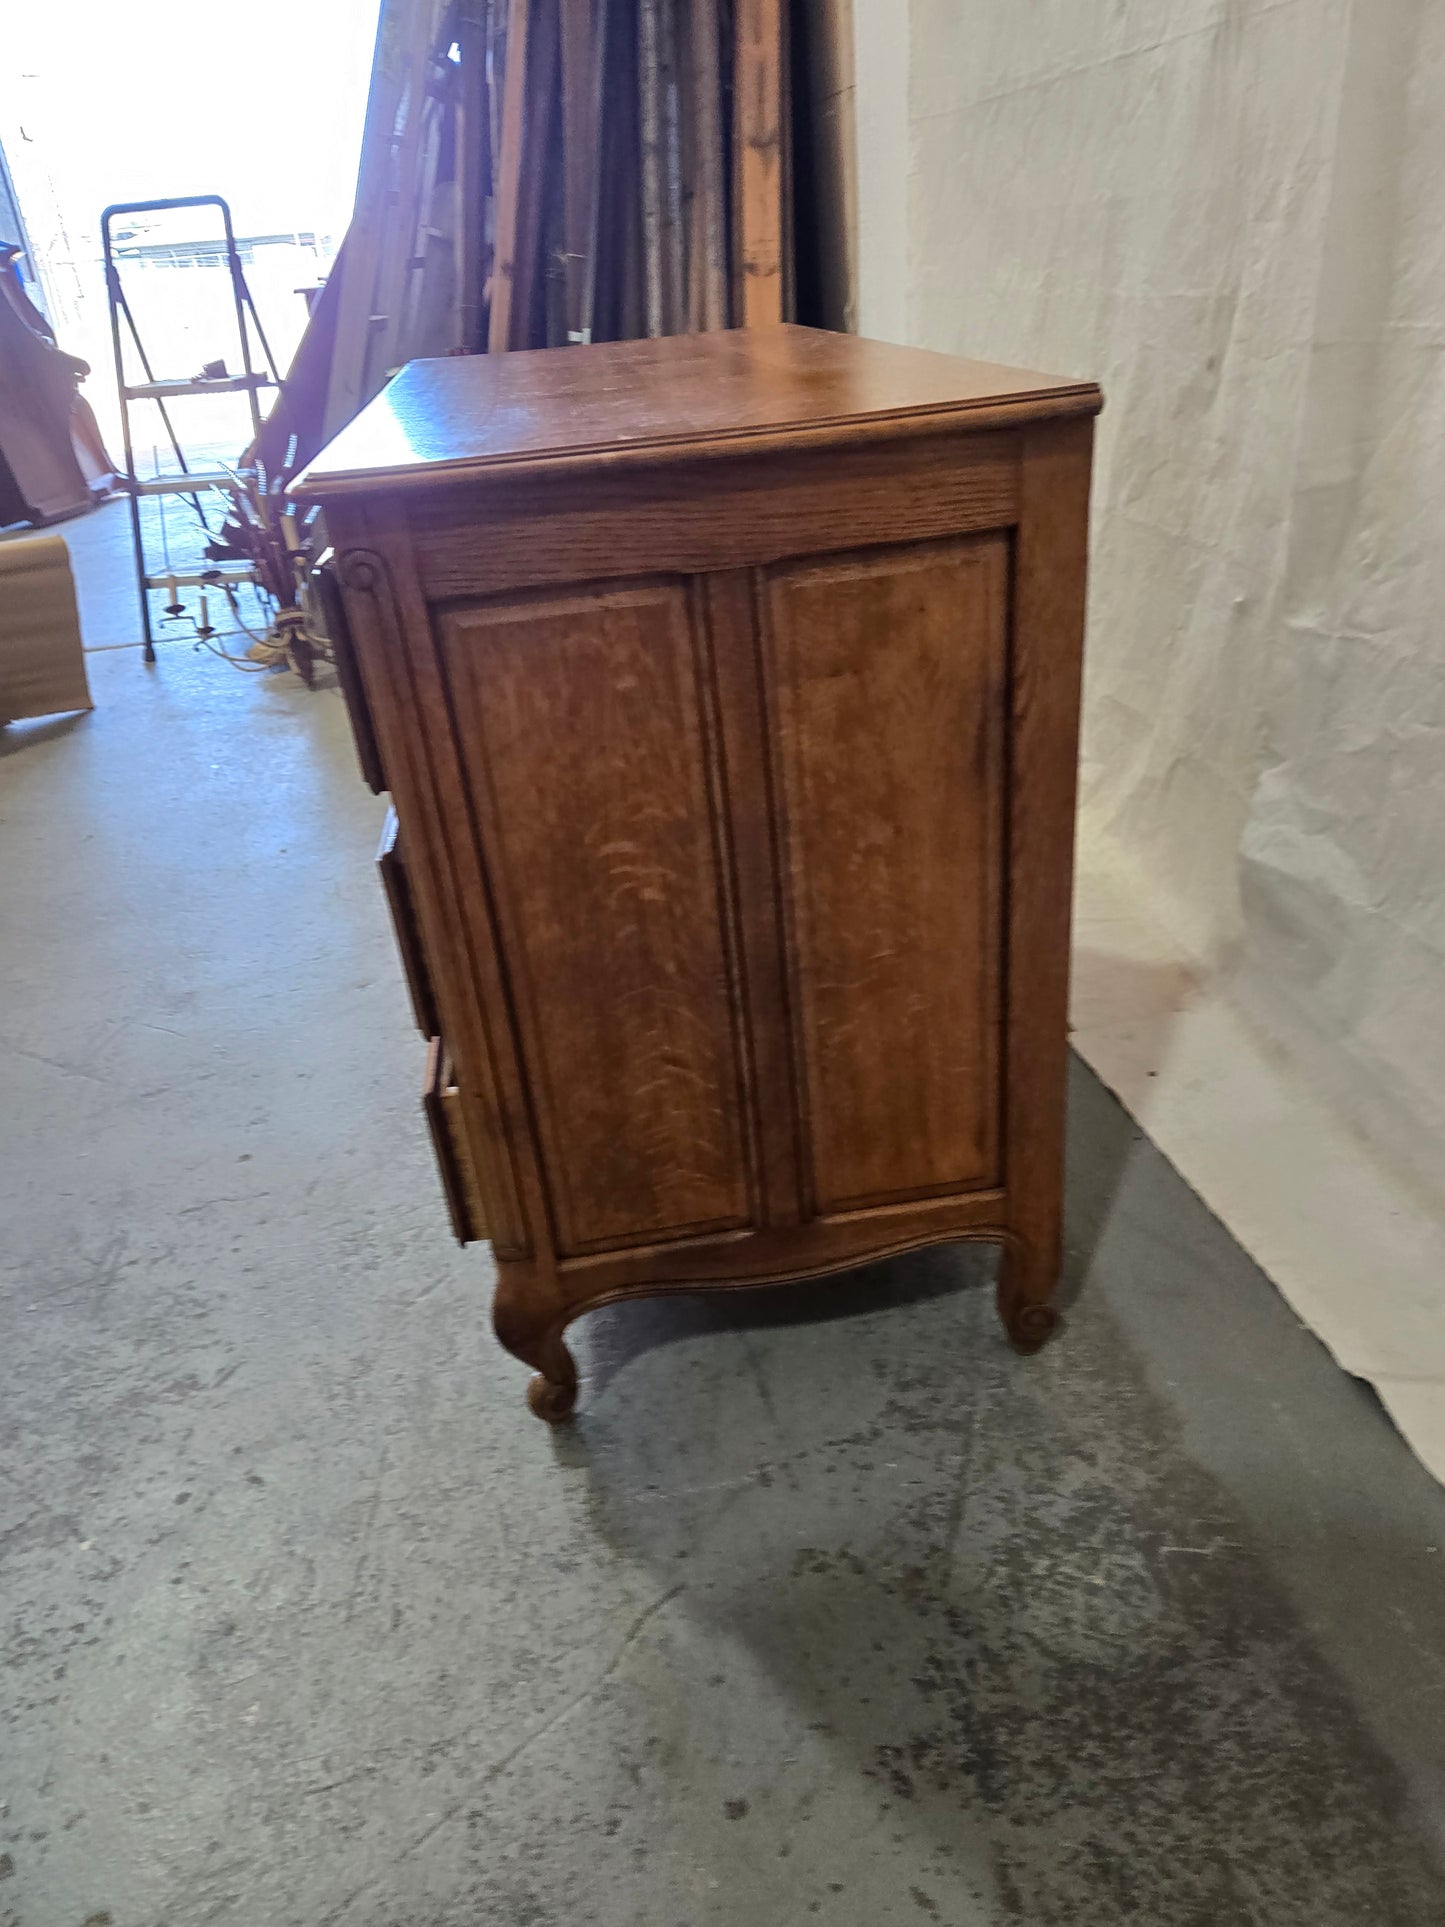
left=3, top=511, right=1445, bottom=1925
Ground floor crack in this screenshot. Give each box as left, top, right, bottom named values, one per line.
left=316, top=1582, right=684, bottom=1922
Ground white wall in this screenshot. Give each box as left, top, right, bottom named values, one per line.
left=854, top=0, right=1445, bottom=1206
left=1237, top=0, right=1445, bottom=1199
left=853, top=0, right=910, bottom=342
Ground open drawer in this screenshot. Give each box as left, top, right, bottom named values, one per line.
left=377, top=807, right=440, bottom=1039
left=422, top=1037, right=489, bottom=1246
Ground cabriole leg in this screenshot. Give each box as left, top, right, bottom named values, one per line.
left=494, top=1274, right=578, bottom=1424
left=995, top=1230, right=1062, bottom=1352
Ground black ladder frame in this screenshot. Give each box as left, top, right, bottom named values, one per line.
left=101, top=194, right=280, bottom=662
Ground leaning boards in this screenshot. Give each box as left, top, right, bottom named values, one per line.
left=265, top=0, right=791, bottom=472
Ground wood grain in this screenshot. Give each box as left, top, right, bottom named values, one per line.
left=687, top=0, right=728, bottom=329
left=313, top=327, right=1102, bottom=1417
left=488, top=0, right=534, bottom=352
left=637, top=0, right=670, bottom=336
left=332, top=532, right=532, bottom=1261
left=701, top=571, right=804, bottom=1227
left=290, top=325, right=1101, bottom=499
left=509, top=0, right=562, bottom=350
left=1001, top=415, right=1095, bottom=1322
left=762, top=537, right=1006, bottom=1213
left=734, top=0, right=786, bottom=325
left=410, top=433, right=1018, bottom=596
left=423, top=1038, right=491, bottom=1244
left=323, top=0, right=417, bottom=436
left=437, top=579, right=755, bottom=1254
left=454, top=0, right=491, bottom=354
left=551, top=1189, right=1010, bottom=1308
left=559, top=0, right=596, bottom=342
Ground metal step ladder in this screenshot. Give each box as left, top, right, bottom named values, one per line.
left=101, top=195, right=281, bottom=663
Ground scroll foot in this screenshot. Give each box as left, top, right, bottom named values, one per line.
left=527, top=1365, right=578, bottom=1426
left=996, top=1238, right=1062, bottom=1353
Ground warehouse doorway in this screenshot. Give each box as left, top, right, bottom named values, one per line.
left=2, top=0, right=380, bottom=455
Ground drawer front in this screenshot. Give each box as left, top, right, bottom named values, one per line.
left=376, top=807, right=440, bottom=1039
left=761, top=534, right=1007, bottom=1215
left=314, top=550, right=387, bottom=793
left=423, top=1038, right=489, bottom=1245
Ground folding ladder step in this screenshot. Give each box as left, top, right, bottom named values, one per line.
left=121, top=374, right=274, bottom=400
left=143, top=565, right=260, bottom=589
left=127, top=470, right=253, bottom=496
left=102, top=194, right=282, bottom=661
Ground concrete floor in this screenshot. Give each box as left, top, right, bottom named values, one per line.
left=4, top=512, right=1445, bottom=1925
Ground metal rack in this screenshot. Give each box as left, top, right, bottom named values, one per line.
left=101, top=195, right=280, bottom=662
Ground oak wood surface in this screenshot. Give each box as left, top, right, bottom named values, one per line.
left=700, top=571, right=805, bottom=1229
left=761, top=536, right=1006, bottom=1214
left=551, top=1191, right=1012, bottom=1308
left=407, top=431, right=1018, bottom=597
left=437, top=579, right=755, bottom=1254
left=335, top=535, right=533, bottom=1261
left=316, top=326, right=1101, bottom=1418
left=996, top=415, right=1095, bottom=1346
left=290, top=325, right=1100, bottom=497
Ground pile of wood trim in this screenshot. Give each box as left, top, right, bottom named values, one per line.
left=258, top=0, right=790, bottom=477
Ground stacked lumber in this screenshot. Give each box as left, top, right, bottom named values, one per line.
left=257, top=0, right=790, bottom=478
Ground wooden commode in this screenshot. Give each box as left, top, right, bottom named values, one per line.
left=293, top=326, right=1102, bottom=1422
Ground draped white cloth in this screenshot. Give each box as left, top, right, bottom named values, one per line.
left=854, top=0, right=1445, bottom=1472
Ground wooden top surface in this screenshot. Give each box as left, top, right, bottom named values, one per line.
left=290, top=326, right=1102, bottom=499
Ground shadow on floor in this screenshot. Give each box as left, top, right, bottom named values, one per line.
left=548, top=1066, right=1445, bottom=1925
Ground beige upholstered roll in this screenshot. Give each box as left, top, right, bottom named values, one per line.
left=0, top=533, right=92, bottom=724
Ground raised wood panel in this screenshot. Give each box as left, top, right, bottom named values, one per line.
left=408, top=434, right=1018, bottom=599
left=761, top=536, right=1007, bottom=1215
left=438, top=580, right=754, bottom=1255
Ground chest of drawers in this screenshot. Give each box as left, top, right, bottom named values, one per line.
left=296, top=326, right=1101, bottom=1421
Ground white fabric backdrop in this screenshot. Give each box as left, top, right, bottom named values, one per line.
left=852, top=0, right=1445, bottom=1213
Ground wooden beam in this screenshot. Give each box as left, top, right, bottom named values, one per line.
left=637, top=0, right=667, bottom=337
left=688, top=0, right=728, bottom=329
left=510, top=0, right=562, bottom=347
left=578, top=0, right=614, bottom=343
left=364, top=6, right=447, bottom=397
left=559, top=0, right=595, bottom=341
left=324, top=0, right=414, bottom=436
left=658, top=0, right=685, bottom=333
left=489, top=0, right=534, bottom=352
left=455, top=0, right=492, bottom=354
left=733, top=0, right=786, bottom=327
